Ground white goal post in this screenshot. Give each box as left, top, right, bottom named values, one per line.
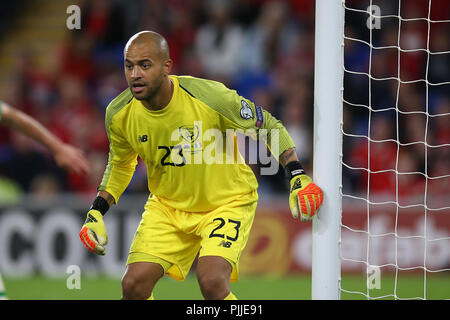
left=312, top=0, right=449, bottom=300
left=311, top=0, right=345, bottom=300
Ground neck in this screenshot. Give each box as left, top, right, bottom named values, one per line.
left=142, top=77, right=173, bottom=111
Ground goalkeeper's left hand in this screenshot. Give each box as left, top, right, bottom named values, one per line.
left=286, top=162, right=324, bottom=222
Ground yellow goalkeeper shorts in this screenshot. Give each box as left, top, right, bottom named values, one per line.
left=127, top=191, right=258, bottom=282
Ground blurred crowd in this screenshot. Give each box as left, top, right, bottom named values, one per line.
left=0, top=0, right=447, bottom=203
left=343, top=0, right=449, bottom=204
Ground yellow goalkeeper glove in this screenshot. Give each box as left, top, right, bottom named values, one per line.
left=79, top=208, right=108, bottom=255
left=286, top=161, right=324, bottom=222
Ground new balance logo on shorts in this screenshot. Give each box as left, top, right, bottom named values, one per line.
left=218, top=240, right=232, bottom=248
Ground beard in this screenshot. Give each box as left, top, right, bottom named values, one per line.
left=130, top=72, right=164, bottom=102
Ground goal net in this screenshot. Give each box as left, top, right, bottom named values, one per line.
left=339, top=0, right=449, bottom=299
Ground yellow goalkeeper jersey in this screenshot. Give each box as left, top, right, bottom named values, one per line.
left=98, top=75, right=295, bottom=212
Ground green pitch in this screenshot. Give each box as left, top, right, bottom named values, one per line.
left=3, top=274, right=449, bottom=300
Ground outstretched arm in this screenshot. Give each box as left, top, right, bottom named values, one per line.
left=80, top=95, right=138, bottom=256
left=0, top=101, right=89, bottom=175
left=174, top=77, right=323, bottom=221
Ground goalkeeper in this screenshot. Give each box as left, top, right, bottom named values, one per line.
left=79, top=31, right=323, bottom=300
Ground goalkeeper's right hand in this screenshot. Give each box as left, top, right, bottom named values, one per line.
left=79, top=209, right=108, bottom=255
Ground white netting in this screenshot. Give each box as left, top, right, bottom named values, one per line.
left=341, top=0, right=449, bottom=299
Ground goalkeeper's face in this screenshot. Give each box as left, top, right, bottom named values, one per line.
left=124, top=42, right=171, bottom=102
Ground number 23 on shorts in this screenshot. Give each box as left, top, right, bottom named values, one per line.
left=209, top=218, right=241, bottom=242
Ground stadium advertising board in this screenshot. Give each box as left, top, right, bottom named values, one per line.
left=0, top=196, right=448, bottom=277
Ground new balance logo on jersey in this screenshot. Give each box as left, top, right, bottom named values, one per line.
left=218, top=240, right=232, bottom=248
left=138, top=135, right=148, bottom=142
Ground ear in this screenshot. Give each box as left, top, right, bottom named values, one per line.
left=163, top=59, right=173, bottom=75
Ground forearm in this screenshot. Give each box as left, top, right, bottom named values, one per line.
left=97, top=153, right=138, bottom=204
left=97, top=190, right=116, bottom=207
left=1, top=103, right=62, bottom=154
left=279, top=148, right=298, bottom=168
left=258, top=108, right=296, bottom=161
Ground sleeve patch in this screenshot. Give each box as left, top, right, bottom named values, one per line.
left=240, top=99, right=254, bottom=120
left=255, top=106, right=264, bottom=128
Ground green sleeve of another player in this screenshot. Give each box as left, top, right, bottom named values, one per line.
left=0, top=100, right=3, bottom=121
left=177, top=76, right=295, bottom=160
